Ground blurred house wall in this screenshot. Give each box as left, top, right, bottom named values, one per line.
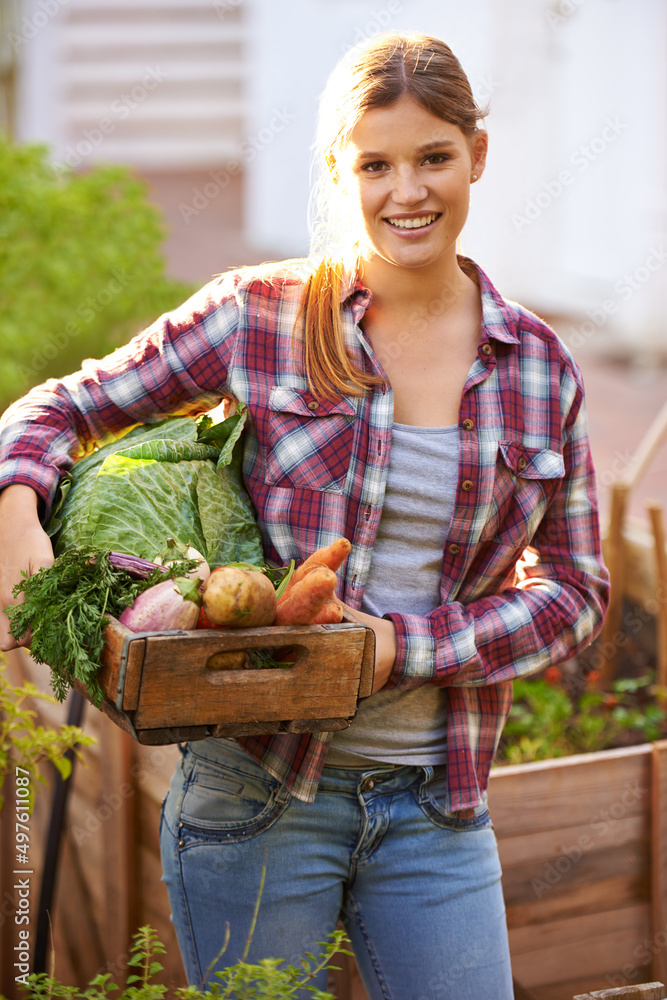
left=14, top=0, right=245, bottom=168
left=11, top=0, right=667, bottom=354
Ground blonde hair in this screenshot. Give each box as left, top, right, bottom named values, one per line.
left=298, top=32, right=487, bottom=400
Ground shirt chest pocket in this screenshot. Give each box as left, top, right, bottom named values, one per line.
left=480, top=440, right=565, bottom=547
left=261, top=386, right=357, bottom=494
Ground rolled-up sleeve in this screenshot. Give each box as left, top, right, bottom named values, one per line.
left=384, top=373, right=609, bottom=689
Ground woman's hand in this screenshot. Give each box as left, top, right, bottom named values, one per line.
left=0, top=485, right=54, bottom=651
left=342, top=607, right=397, bottom=693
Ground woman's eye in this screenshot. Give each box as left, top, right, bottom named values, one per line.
left=424, top=153, right=449, bottom=165
left=361, top=160, right=387, bottom=173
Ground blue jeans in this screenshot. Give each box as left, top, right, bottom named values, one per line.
left=159, top=738, right=513, bottom=1000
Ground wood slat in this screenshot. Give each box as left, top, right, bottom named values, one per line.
left=498, top=813, right=647, bottom=869
left=651, top=742, right=667, bottom=983
left=502, top=841, right=649, bottom=911
left=573, top=984, right=667, bottom=999
left=510, top=904, right=652, bottom=987
left=98, top=619, right=145, bottom=710
left=601, top=481, right=631, bottom=683
left=133, top=626, right=367, bottom=728
left=54, top=829, right=107, bottom=982
left=506, top=871, right=650, bottom=928
left=489, top=746, right=651, bottom=836
left=100, top=722, right=140, bottom=963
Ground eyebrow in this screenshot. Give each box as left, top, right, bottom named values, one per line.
left=354, top=140, right=458, bottom=160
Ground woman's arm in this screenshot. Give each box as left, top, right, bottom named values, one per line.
left=382, top=387, right=609, bottom=690
left=0, top=485, right=54, bottom=650
left=0, top=279, right=236, bottom=524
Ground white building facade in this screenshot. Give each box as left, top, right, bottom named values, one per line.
left=11, top=0, right=667, bottom=355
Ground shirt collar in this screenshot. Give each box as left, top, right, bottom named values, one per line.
left=340, top=255, right=521, bottom=346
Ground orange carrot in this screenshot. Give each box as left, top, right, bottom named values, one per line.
left=274, top=565, right=338, bottom=626
left=310, top=600, right=344, bottom=625
left=280, top=537, right=351, bottom=600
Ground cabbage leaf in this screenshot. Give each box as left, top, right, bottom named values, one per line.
left=47, top=409, right=264, bottom=567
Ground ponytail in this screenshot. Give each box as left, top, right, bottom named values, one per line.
left=298, top=257, right=384, bottom=400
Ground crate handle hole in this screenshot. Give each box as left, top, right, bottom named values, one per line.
left=205, top=645, right=305, bottom=672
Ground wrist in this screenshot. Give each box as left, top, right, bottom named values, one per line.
left=0, top=484, right=41, bottom=520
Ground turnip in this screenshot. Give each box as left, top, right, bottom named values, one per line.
left=119, top=576, right=202, bottom=633
left=154, top=538, right=210, bottom=584
left=202, top=565, right=277, bottom=627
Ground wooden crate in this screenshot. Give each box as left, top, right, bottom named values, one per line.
left=71, top=609, right=375, bottom=745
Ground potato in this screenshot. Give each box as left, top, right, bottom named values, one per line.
left=202, top=566, right=277, bottom=627
left=206, top=650, right=249, bottom=670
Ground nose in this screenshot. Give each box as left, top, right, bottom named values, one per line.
left=392, top=166, right=427, bottom=206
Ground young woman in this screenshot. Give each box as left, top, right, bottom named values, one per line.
left=0, top=33, right=608, bottom=1000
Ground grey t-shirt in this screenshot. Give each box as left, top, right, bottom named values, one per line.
left=327, top=422, right=459, bottom=768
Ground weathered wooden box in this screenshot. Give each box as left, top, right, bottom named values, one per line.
left=72, top=610, right=375, bottom=745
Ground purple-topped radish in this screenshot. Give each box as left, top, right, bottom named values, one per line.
left=108, top=551, right=166, bottom=580
left=119, top=576, right=202, bottom=633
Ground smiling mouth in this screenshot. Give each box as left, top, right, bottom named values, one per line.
left=385, top=213, right=440, bottom=230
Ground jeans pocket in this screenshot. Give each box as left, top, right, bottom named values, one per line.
left=416, top=771, right=493, bottom=832
left=178, top=748, right=290, bottom=847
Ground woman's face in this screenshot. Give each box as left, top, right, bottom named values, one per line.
left=334, top=95, right=487, bottom=274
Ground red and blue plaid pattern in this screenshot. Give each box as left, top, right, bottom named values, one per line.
left=0, top=257, right=609, bottom=808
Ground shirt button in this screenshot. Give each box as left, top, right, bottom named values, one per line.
left=462, top=418, right=474, bottom=431
left=517, top=456, right=527, bottom=471
left=462, top=480, right=473, bottom=491
left=307, top=400, right=320, bottom=411
left=481, top=343, right=493, bottom=356
left=449, top=543, right=461, bottom=555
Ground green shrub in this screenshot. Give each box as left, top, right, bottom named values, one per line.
left=0, top=653, right=95, bottom=810
left=496, top=670, right=667, bottom=765
left=10, top=924, right=351, bottom=999
left=0, top=135, right=195, bottom=411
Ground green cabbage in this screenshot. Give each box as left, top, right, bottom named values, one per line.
left=46, top=409, right=264, bottom=568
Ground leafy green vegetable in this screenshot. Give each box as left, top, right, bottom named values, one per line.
left=47, top=409, right=264, bottom=568
left=4, top=547, right=194, bottom=707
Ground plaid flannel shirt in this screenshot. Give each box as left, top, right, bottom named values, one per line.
left=0, top=256, right=609, bottom=808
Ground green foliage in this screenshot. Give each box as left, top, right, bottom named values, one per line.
left=0, top=135, right=195, bottom=411
left=5, top=548, right=197, bottom=707
left=0, top=654, right=95, bottom=809
left=497, top=671, right=667, bottom=765
left=10, top=924, right=352, bottom=1000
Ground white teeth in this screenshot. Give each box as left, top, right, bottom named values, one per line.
left=386, top=214, right=438, bottom=229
